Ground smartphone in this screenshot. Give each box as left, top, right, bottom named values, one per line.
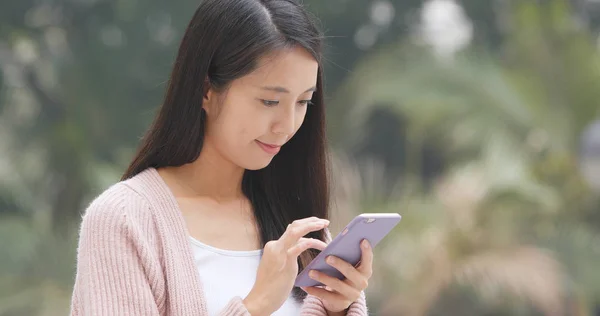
left=294, top=213, right=402, bottom=288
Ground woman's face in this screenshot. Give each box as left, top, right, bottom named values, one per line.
left=203, top=46, right=319, bottom=170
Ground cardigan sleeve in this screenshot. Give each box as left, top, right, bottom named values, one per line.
left=70, top=191, right=161, bottom=316
left=216, top=297, right=251, bottom=316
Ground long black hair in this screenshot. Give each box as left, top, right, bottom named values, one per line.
left=121, top=0, right=329, bottom=300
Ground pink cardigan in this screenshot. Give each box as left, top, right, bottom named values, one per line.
left=70, top=168, right=368, bottom=315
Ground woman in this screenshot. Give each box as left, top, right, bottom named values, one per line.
left=70, top=0, right=372, bottom=315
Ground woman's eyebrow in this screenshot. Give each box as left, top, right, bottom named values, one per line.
left=260, top=86, right=317, bottom=93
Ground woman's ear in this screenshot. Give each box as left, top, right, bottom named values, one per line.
left=202, top=78, right=213, bottom=115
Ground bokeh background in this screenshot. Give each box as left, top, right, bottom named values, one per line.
left=2, top=0, right=600, bottom=315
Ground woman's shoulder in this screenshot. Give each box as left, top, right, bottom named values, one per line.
left=75, top=173, right=166, bottom=275
left=80, top=169, right=159, bottom=234
left=80, top=182, right=150, bottom=232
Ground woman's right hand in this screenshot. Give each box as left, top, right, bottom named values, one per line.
left=242, top=217, right=330, bottom=316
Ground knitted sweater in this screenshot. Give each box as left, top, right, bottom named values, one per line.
left=70, top=167, right=368, bottom=315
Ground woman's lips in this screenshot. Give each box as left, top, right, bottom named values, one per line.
left=256, top=140, right=281, bottom=155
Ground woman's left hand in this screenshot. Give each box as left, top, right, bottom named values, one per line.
left=302, top=239, right=373, bottom=314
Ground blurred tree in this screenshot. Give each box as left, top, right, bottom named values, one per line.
left=0, top=0, right=200, bottom=231
left=331, top=151, right=570, bottom=316
left=327, top=0, right=600, bottom=313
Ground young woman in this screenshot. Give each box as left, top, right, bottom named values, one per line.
left=70, top=0, right=372, bottom=315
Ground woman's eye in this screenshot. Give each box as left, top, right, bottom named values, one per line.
left=261, top=99, right=279, bottom=107
left=298, top=100, right=314, bottom=106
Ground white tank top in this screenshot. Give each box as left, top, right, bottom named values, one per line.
left=189, top=237, right=303, bottom=316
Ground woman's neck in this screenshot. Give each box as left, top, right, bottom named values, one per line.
left=162, top=140, right=245, bottom=202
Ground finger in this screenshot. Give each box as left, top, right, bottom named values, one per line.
left=280, top=218, right=329, bottom=249
left=325, top=256, right=366, bottom=289
left=357, top=239, right=373, bottom=278
left=287, top=238, right=328, bottom=258
left=308, top=270, right=360, bottom=300
left=301, top=286, right=344, bottom=302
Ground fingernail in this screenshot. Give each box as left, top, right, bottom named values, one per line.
left=309, top=270, right=317, bottom=278
left=326, top=256, right=335, bottom=264
left=362, top=240, right=370, bottom=249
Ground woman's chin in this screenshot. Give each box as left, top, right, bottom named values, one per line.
left=241, top=157, right=275, bottom=171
